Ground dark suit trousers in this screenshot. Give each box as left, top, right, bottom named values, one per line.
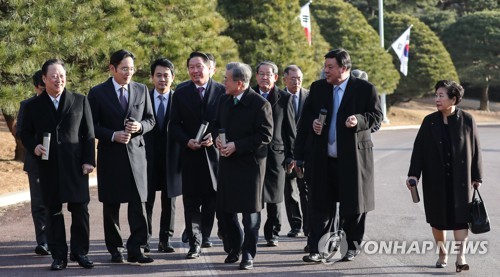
left=223, top=211, right=261, bottom=261
left=284, top=173, right=309, bottom=234
left=183, top=192, right=216, bottom=246
left=103, top=185, right=148, bottom=257
left=341, top=212, right=367, bottom=251
left=307, top=157, right=340, bottom=254
left=46, top=202, right=89, bottom=260
left=264, top=202, right=282, bottom=241
left=28, top=173, right=48, bottom=245
left=146, top=190, right=176, bottom=244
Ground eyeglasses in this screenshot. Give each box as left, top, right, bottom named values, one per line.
left=258, top=72, right=274, bottom=78
left=118, top=67, right=135, bottom=73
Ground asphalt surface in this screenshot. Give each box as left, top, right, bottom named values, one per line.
left=0, top=125, right=498, bottom=276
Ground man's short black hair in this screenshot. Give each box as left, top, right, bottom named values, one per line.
left=150, top=58, right=175, bottom=76
left=41, top=59, right=65, bottom=76
left=110, top=49, right=135, bottom=68
left=186, top=51, right=210, bottom=68
left=32, top=70, right=44, bottom=87
left=324, top=48, right=352, bottom=70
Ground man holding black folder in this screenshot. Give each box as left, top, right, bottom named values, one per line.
left=170, top=51, right=225, bottom=259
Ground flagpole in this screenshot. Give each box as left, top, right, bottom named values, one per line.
left=378, top=0, right=390, bottom=124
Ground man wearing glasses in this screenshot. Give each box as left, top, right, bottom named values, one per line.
left=88, top=49, right=156, bottom=264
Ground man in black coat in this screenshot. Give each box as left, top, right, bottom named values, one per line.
left=16, top=70, right=50, bottom=256
left=215, top=62, right=273, bottom=270
left=252, top=61, right=295, bottom=247
left=295, top=49, right=383, bottom=263
left=281, top=65, right=310, bottom=239
left=170, top=51, right=224, bottom=258
left=144, top=58, right=181, bottom=253
left=20, top=59, right=95, bottom=270
left=88, top=50, right=155, bottom=264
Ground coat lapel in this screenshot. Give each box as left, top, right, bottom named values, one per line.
left=268, top=86, right=280, bottom=107
left=58, top=90, right=74, bottom=124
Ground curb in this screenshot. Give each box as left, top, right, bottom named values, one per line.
left=0, top=177, right=97, bottom=208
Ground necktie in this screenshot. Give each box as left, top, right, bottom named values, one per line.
left=53, top=99, right=59, bottom=110
left=119, top=87, right=128, bottom=111
left=262, top=93, right=268, bottom=99
left=328, top=86, right=341, bottom=144
left=197, top=87, right=205, bottom=100
left=233, top=97, right=239, bottom=105
left=157, top=95, right=165, bottom=130
left=292, top=94, right=298, bottom=116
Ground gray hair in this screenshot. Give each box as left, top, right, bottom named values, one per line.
left=226, top=62, right=252, bottom=88
left=256, top=61, right=278, bottom=74
left=352, top=69, right=368, bottom=81
left=283, top=64, right=303, bottom=76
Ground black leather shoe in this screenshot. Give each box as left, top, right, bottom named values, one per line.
left=239, top=259, right=253, bottom=270
left=287, top=229, right=304, bottom=237
left=224, top=250, right=241, bottom=263
left=158, top=241, right=175, bottom=253
left=341, top=250, right=360, bottom=262
left=186, top=245, right=201, bottom=259
left=201, top=237, right=213, bottom=248
left=35, top=244, right=50, bottom=255
left=127, top=254, right=154, bottom=263
left=181, top=229, right=189, bottom=243
left=50, top=259, right=67, bottom=270
left=70, top=253, right=94, bottom=268
left=144, top=244, right=151, bottom=253
left=303, top=253, right=322, bottom=263
left=110, top=252, right=124, bottom=263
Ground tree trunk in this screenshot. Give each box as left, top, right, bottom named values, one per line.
left=3, top=114, right=25, bottom=161
left=479, top=83, right=490, bottom=111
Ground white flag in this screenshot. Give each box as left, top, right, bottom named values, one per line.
left=391, top=26, right=412, bottom=76
left=300, top=1, right=312, bottom=46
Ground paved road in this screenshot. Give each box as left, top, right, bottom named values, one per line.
left=1, top=125, right=498, bottom=276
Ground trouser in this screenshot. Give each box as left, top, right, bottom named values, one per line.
left=46, top=202, right=89, bottom=260
left=263, top=202, right=282, bottom=241
left=183, top=192, right=216, bottom=246
left=103, top=186, right=148, bottom=257
left=284, top=174, right=309, bottom=234
left=223, top=211, right=261, bottom=261
left=146, top=190, right=176, bottom=244
left=28, top=173, right=48, bottom=245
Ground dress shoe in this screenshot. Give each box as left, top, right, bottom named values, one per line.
left=224, top=250, right=241, bottom=263
left=35, top=244, right=50, bottom=255
left=303, top=253, right=322, bottom=263
left=50, top=259, right=67, bottom=270
left=158, top=241, right=175, bottom=253
left=181, top=229, right=189, bottom=243
left=186, top=245, right=201, bottom=259
left=144, top=244, right=151, bottom=253
left=341, top=249, right=361, bottom=262
left=266, top=238, right=278, bottom=247
left=239, top=259, right=253, bottom=270
left=455, top=262, right=470, bottom=272
left=127, top=254, right=154, bottom=263
left=70, top=253, right=94, bottom=268
left=110, top=252, right=124, bottom=263
left=201, top=237, right=213, bottom=248
left=287, top=229, right=304, bottom=237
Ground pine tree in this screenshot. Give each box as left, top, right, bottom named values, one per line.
left=217, top=0, right=331, bottom=87
left=377, top=13, right=459, bottom=103
left=441, top=11, right=500, bottom=111
left=312, top=0, right=400, bottom=94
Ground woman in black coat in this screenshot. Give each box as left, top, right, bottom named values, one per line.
left=407, top=80, right=482, bottom=273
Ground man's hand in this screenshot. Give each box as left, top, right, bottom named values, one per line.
left=82, top=164, right=94, bottom=175
left=114, top=131, right=131, bottom=144
left=125, top=120, right=142, bottom=134
left=345, top=115, right=357, bottom=128
left=406, top=176, right=418, bottom=190
left=34, top=144, right=47, bottom=157
left=313, top=119, right=323, bottom=135
left=200, top=133, right=213, bottom=147
left=220, top=142, right=236, bottom=157
left=187, top=139, right=202, bottom=150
